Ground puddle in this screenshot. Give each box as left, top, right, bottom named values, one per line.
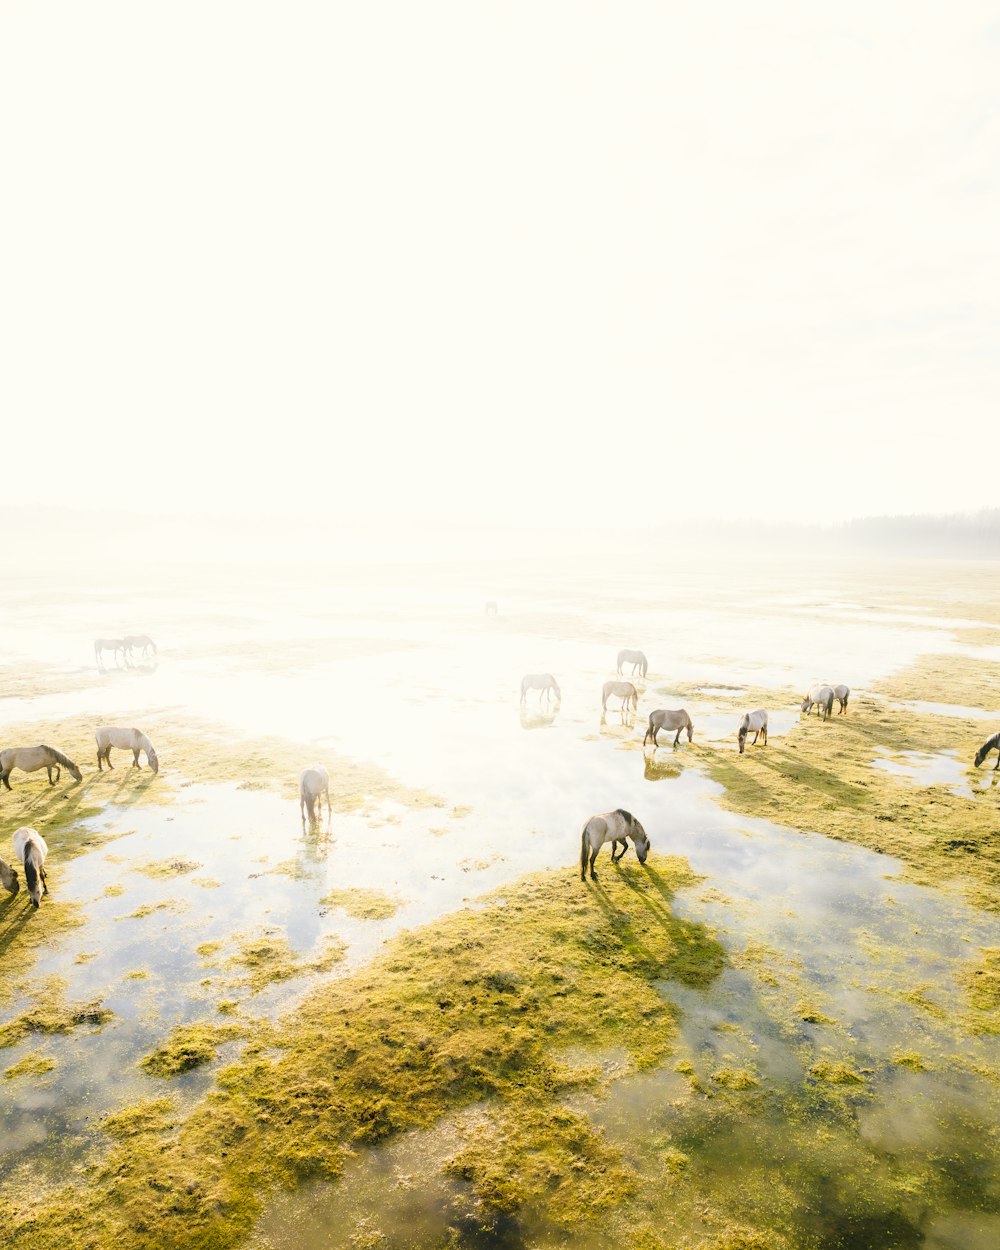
left=892, top=699, right=1000, bottom=722
left=871, top=749, right=987, bottom=797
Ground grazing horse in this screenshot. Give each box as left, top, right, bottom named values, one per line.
left=832, top=684, right=850, bottom=714
left=300, top=766, right=331, bottom=824
left=0, top=745, right=83, bottom=790
left=601, top=680, right=638, bottom=713
left=485, top=601, right=498, bottom=617
left=643, top=709, right=693, bottom=748
left=96, top=726, right=159, bottom=774
left=94, top=638, right=126, bottom=670
left=738, top=709, right=768, bottom=754
left=974, top=731, right=1000, bottom=770
left=617, top=649, right=648, bottom=678
left=520, top=673, right=561, bottom=705
left=801, top=685, right=835, bottom=720
left=0, top=858, right=18, bottom=895
left=124, top=634, right=157, bottom=663
left=580, top=809, right=650, bottom=881
left=13, top=827, right=48, bottom=909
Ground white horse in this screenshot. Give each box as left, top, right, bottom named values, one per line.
left=94, top=638, right=126, bottom=670
left=738, top=709, right=768, bottom=754
left=616, top=649, right=648, bottom=678
left=601, top=680, right=638, bottom=713
left=124, top=634, right=157, bottom=663
left=832, top=684, right=850, bottom=714
left=643, top=709, right=693, bottom=748
left=300, top=766, right=331, bottom=824
left=96, top=726, right=159, bottom=774
left=580, top=809, right=650, bottom=881
left=0, top=745, right=82, bottom=790
left=0, top=858, right=18, bottom=896
left=13, top=827, right=48, bottom=909
left=520, top=673, right=561, bottom=705
left=801, top=685, right=835, bottom=720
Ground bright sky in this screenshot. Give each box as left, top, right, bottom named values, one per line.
left=2, top=3, right=998, bottom=528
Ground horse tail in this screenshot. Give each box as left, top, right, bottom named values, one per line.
left=580, top=824, right=590, bottom=878
left=825, top=693, right=834, bottom=720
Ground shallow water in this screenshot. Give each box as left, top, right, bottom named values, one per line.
left=870, top=749, right=987, bottom=797
left=3, top=558, right=1000, bottom=1246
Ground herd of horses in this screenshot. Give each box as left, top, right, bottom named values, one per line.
left=1, top=725, right=159, bottom=907
left=5, top=625, right=1000, bottom=907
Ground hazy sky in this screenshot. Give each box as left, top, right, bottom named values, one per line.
left=3, top=3, right=998, bottom=528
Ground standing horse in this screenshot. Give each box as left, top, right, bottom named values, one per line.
left=124, top=634, right=157, bottom=663
left=616, top=649, right=648, bottom=678
left=96, top=726, right=159, bottom=774
left=974, top=731, right=1000, bottom=770
left=643, top=709, right=693, bottom=748
left=601, top=680, right=638, bottom=713
left=580, top=809, right=650, bottom=881
left=300, top=766, right=331, bottom=824
left=0, top=858, right=18, bottom=895
left=738, top=709, right=768, bottom=754
left=0, top=745, right=83, bottom=790
left=94, top=638, right=126, bottom=670
left=801, top=685, right=835, bottom=720
left=520, top=674, right=561, bottom=705
left=832, top=684, right=850, bottom=714
left=13, top=827, right=48, bottom=908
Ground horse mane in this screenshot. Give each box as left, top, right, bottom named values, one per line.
left=614, top=807, right=633, bottom=824
left=23, top=853, right=38, bottom=897
left=44, top=746, right=75, bottom=770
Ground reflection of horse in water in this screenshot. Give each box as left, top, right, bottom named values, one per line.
left=801, top=685, right=834, bottom=720
left=0, top=745, right=83, bottom=790
left=300, top=766, right=331, bottom=824
left=520, top=674, right=560, bottom=705
left=520, top=706, right=557, bottom=730
left=643, top=709, right=693, bottom=748
left=485, top=601, right=498, bottom=617
left=737, top=709, right=768, bottom=754
left=124, top=634, right=157, bottom=663
left=616, top=649, right=648, bottom=677
left=601, top=680, right=638, bottom=713
left=94, top=638, right=126, bottom=670
left=580, top=809, right=650, bottom=881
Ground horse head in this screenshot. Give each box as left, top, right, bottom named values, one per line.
left=147, top=747, right=160, bottom=775
left=69, top=762, right=83, bottom=783
left=631, top=819, right=650, bottom=863
left=975, top=744, right=988, bottom=768
left=738, top=725, right=747, bottom=754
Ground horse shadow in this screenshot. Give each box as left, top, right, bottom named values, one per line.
left=0, top=891, right=38, bottom=959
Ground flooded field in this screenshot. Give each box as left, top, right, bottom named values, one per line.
left=2, top=553, right=1000, bottom=1249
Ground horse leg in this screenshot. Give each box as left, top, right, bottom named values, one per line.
left=589, top=847, right=599, bottom=880
left=47, top=767, right=54, bottom=785
left=994, top=750, right=999, bottom=770
left=674, top=728, right=681, bottom=746
left=132, top=749, right=140, bottom=768
left=106, top=749, right=114, bottom=769
left=41, top=866, right=48, bottom=895
left=0, top=771, right=9, bottom=791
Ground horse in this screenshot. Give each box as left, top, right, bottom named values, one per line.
left=0, top=858, right=18, bottom=895
left=832, top=684, right=850, bottom=714
left=485, top=601, right=498, bottom=617
left=801, top=685, right=835, bottom=720
left=520, top=674, right=561, bottom=705
left=738, top=709, right=768, bottom=754
left=124, top=634, right=157, bottom=663
left=0, top=745, right=83, bottom=790
left=601, top=680, right=638, bottom=713
left=616, top=649, right=648, bottom=678
left=95, top=726, right=159, bottom=774
left=974, top=731, right=1000, bottom=770
left=300, top=766, right=331, bottom=824
left=643, top=709, right=693, bottom=748
left=580, top=809, right=650, bottom=881
left=94, top=638, right=126, bottom=670
left=13, top=827, right=48, bottom=909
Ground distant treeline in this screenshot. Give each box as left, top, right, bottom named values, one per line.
left=835, top=509, right=1000, bottom=556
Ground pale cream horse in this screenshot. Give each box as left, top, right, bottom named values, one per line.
left=96, top=726, right=159, bottom=773
left=0, top=745, right=83, bottom=790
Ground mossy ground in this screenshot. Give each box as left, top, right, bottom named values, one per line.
left=0, top=862, right=724, bottom=1249
left=319, top=887, right=401, bottom=920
